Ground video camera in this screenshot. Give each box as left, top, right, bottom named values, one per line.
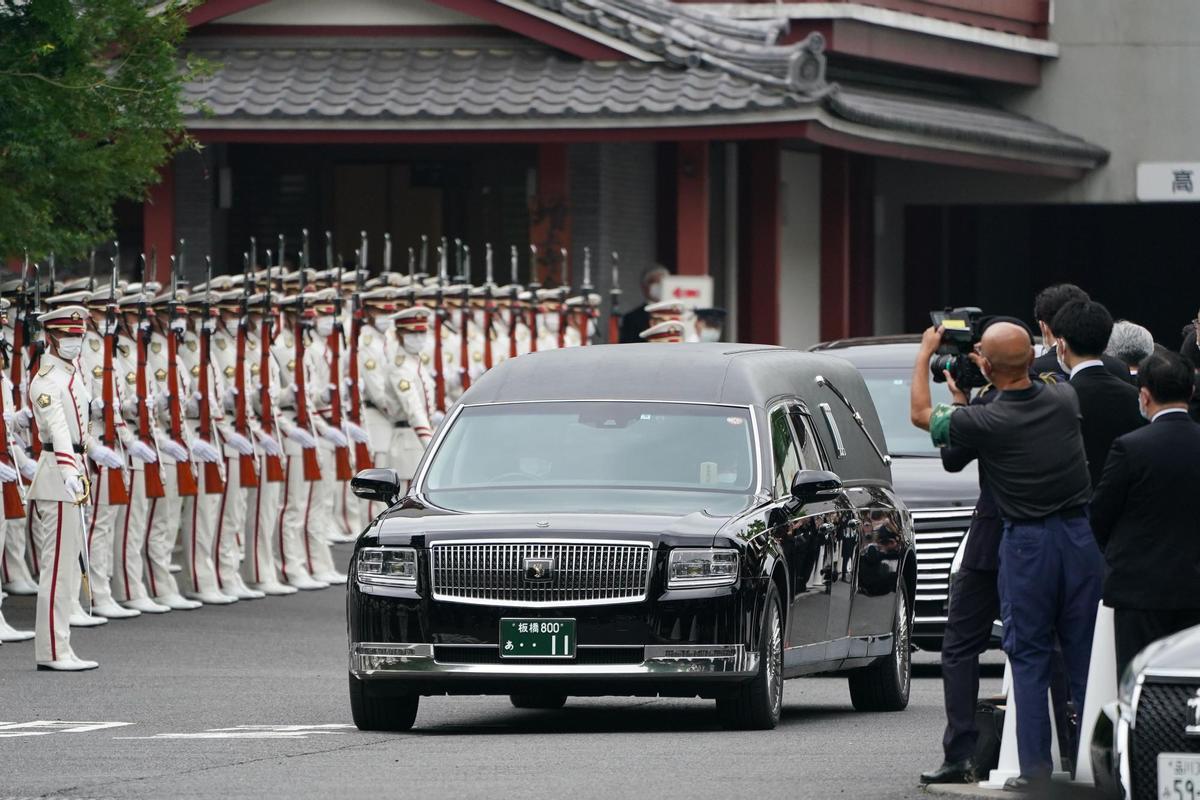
left=929, top=306, right=987, bottom=390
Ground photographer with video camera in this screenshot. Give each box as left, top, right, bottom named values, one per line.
left=911, top=315, right=1105, bottom=793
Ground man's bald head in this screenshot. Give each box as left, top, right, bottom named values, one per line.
left=978, top=322, right=1034, bottom=378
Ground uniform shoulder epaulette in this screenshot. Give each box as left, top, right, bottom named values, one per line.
left=37, top=364, right=53, bottom=377
left=977, top=383, right=995, bottom=399
left=1037, top=371, right=1060, bottom=385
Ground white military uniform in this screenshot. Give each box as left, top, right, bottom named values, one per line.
left=240, top=315, right=286, bottom=596
left=358, top=317, right=399, bottom=517
left=27, top=313, right=98, bottom=669
left=0, top=364, right=34, bottom=642
left=300, top=313, right=342, bottom=583
left=1, top=318, right=38, bottom=596
left=389, top=308, right=438, bottom=481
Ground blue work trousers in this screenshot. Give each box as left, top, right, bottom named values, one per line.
left=998, top=512, right=1104, bottom=779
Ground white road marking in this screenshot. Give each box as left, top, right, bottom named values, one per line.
left=115, top=724, right=356, bottom=740
left=0, top=720, right=134, bottom=737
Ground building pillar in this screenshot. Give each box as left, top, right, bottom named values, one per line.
left=819, top=149, right=874, bottom=341
left=675, top=141, right=709, bottom=276
left=530, top=143, right=570, bottom=286
left=736, top=140, right=781, bottom=344
left=143, top=162, right=175, bottom=284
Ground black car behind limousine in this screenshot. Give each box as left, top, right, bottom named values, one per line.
left=347, top=344, right=917, bottom=731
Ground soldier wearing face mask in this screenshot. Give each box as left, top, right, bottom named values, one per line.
left=388, top=307, right=437, bottom=487
left=695, top=308, right=727, bottom=343
left=619, top=265, right=669, bottom=344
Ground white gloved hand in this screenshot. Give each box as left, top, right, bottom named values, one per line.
left=170, top=318, right=187, bottom=333
left=160, top=440, right=189, bottom=461
left=191, top=439, right=220, bottom=463
left=225, top=431, right=254, bottom=455
left=89, top=398, right=104, bottom=417
left=431, top=410, right=446, bottom=427
left=64, top=473, right=85, bottom=501
left=0, top=461, right=17, bottom=483
left=222, top=387, right=238, bottom=411
left=321, top=425, right=348, bottom=447
left=257, top=433, right=282, bottom=456
left=155, top=392, right=171, bottom=414
left=128, top=440, right=157, bottom=463
left=344, top=421, right=370, bottom=443
left=286, top=427, right=317, bottom=449
left=19, top=459, right=36, bottom=481
left=88, top=444, right=124, bottom=470
left=9, top=407, right=31, bottom=431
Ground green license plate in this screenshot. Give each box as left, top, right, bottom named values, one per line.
left=500, top=618, right=576, bottom=659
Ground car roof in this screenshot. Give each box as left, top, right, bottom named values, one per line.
left=809, top=336, right=922, bottom=368
left=463, top=343, right=865, bottom=408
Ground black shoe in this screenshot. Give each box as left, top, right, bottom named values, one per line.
left=1002, top=775, right=1050, bottom=794
left=919, top=759, right=976, bottom=785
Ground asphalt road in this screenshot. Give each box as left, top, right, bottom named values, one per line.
left=0, top=543, right=1004, bottom=800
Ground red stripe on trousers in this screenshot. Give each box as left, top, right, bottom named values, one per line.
left=251, top=471, right=262, bottom=584
left=277, top=456, right=291, bottom=582
left=190, top=496, right=200, bottom=593
left=144, top=496, right=159, bottom=598
left=49, top=501, right=63, bottom=662
left=213, top=458, right=231, bottom=590
left=119, top=495, right=133, bottom=600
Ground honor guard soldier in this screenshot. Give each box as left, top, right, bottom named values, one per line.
left=356, top=288, right=402, bottom=517
left=0, top=296, right=34, bottom=643
left=565, top=292, right=601, bottom=346
left=28, top=306, right=120, bottom=670
left=388, top=307, right=437, bottom=487
left=644, top=301, right=699, bottom=342
left=535, top=287, right=570, bottom=351
left=2, top=280, right=41, bottom=598
left=639, top=320, right=688, bottom=343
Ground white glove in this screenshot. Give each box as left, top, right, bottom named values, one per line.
left=225, top=431, right=254, bottom=455
left=160, top=439, right=189, bottom=461
left=222, top=387, right=238, bottom=411
left=89, top=398, right=104, bottom=416
left=155, top=392, right=170, bottom=414
left=170, top=318, right=187, bottom=333
left=286, top=427, right=317, bottom=449
left=19, top=459, right=36, bottom=481
left=257, top=433, right=282, bottom=456
left=88, top=444, right=124, bottom=470
left=64, top=473, right=85, bottom=502
left=9, top=407, right=31, bottom=431
left=431, top=410, right=446, bottom=427
left=128, top=440, right=157, bottom=463
left=344, top=421, right=370, bottom=443
left=191, top=439, right=220, bottom=463
left=0, top=461, right=17, bottom=483
left=321, top=425, right=348, bottom=447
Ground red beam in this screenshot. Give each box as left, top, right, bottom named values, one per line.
left=187, top=0, right=273, bottom=28
left=819, top=149, right=874, bottom=341
left=675, top=141, right=710, bottom=276
left=529, top=144, right=570, bottom=286
left=189, top=23, right=509, bottom=38
left=143, top=164, right=175, bottom=285
left=423, top=0, right=628, bottom=60
left=737, top=141, right=780, bottom=345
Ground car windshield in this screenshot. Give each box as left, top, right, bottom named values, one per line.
left=859, top=369, right=953, bottom=457
left=422, top=401, right=757, bottom=515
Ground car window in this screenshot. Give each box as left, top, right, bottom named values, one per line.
left=770, top=407, right=802, bottom=498
left=791, top=411, right=826, bottom=471
left=858, top=369, right=952, bottom=457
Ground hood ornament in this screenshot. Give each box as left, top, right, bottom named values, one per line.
left=535, top=521, right=550, bottom=528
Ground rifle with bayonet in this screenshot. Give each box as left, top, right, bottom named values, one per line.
left=458, top=244, right=471, bottom=393
left=509, top=246, right=520, bottom=359
left=258, top=248, right=285, bottom=483
left=135, top=253, right=167, bottom=499
left=326, top=241, right=353, bottom=483
left=26, top=261, right=45, bottom=462
left=528, top=244, right=540, bottom=353
left=483, top=243, right=495, bottom=370
left=167, top=244, right=198, bottom=496
left=433, top=243, right=447, bottom=413
left=578, top=247, right=594, bottom=346
left=234, top=251, right=259, bottom=489
left=557, top=247, right=569, bottom=349
left=608, top=252, right=622, bottom=344
left=197, top=256, right=225, bottom=494
left=99, top=253, right=131, bottom=505
left=346, top=233, right=372, bottom=472
left=293, top=287, right=322, bottom=481
left=0, top=296, right=23, bottom=518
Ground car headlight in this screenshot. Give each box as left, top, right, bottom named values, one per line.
left=356, top=547, right=418, bottom=588
left=1118, top=636, right=1172, bottom=705
left=667, top=548, right=739, bottom=589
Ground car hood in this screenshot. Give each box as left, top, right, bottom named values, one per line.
left=373, top=505, right=733, bottom=549
left=888, top=456, right=978, bottom=511
left=1142, top=622, right=1200, bottom=675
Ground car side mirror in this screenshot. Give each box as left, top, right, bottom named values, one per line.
left=791, top=469, right=842, bottom=503
left=351, top=468, right=403, bottom=505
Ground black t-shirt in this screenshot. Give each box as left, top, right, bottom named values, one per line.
left=934, top=382, right=1091, bottom=521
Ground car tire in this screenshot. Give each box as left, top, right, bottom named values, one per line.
left=847, top=582, right=911, bottom=712
left=716, top=585, right=783, bottom=731
left=348, top=674, right=420, bottom=732
left=509, top=693, right=568, bottom=710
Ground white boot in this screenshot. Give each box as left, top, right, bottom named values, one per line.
left=122, top=597, right=171, bottom=614
left=185, top=590, right=237, bottom=605
left=312, top=570, right=347, bottom=585
left=288, top=574, right=329, bottom=591
left=37, top=655, right=99, bottom=671
left=2, top=579, right=38, bottom=595
left=0, top=613, right=33, bottom=642
left=92, top=601, right=141, bottom=619
left=156, top=593, right=202, bottom=611
left=252, top=580, right=298, bottom=596
left=229, top=577, right=265, bottom=600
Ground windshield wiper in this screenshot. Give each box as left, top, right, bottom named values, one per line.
left=815, top=375, right=892, bottom=467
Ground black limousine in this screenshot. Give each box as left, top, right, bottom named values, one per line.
left=347, top=344, right=917, bottom=731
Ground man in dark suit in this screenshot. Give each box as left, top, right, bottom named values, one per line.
left=1090, top=351, right=1200, bottom=674
left=1031, top=284, right=1131, bottom=382
left=1051, top=299, right=1146, bottom=488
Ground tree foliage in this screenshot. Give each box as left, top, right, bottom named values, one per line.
left=0, top=0, right=199, bottom=261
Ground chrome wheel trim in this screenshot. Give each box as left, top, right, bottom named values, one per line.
left=895, top=591, right=910, bottom=694
left=767, top=602, right=783, bottom=718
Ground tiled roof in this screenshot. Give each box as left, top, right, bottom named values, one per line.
left=184, top=45, right=803, bottom=122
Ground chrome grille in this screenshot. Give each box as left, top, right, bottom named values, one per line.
left=912, top=509, right=971, bottom=620
left=429, top=540, right=653, bottom=607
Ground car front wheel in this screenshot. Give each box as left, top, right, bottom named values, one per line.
left=847, top=582, right=911, bottom=712
left=716, top=585, right=783, bottom=730
left=348, top=674, right=420, bottom=731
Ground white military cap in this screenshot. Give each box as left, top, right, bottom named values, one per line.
left=645, top=300, right=689, bottom=318
left=62, top=277, right=94, bottom=291
left=46, top=289, right=93, bottom=306
left=640, top=320, right=687, bottom=343
left=38, top=305, right=88, bottom=334
left=566, top=293, right=602, bottom=308
left=392, top=306, right=434, bottom=331
left=535, top=287, right=568, bottom=304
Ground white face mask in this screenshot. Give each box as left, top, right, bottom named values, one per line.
left=544, top=314, right=560, bottom=334
left=1055, top=339, right=1070, bottom=375
left=315, top=317, right=334, bottom=338
left=698, top=327, right=721, bottom=343
left=402, top=332, right=428, bottom=354
left=57, top=336, right=83, bottom=360
left=373, top=317, right=391, bottom=335
left=646, top=282, right=663, bottom=303
left=472, top=310, right=486, bottom=329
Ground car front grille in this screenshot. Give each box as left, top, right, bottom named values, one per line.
left=434, top=645, right=645, bottom=665
left=429, top=541, right=653, bottom=607
left=911, top=509, right=971, bottom=622
left=1131, top=678, right=1200, bottom=800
